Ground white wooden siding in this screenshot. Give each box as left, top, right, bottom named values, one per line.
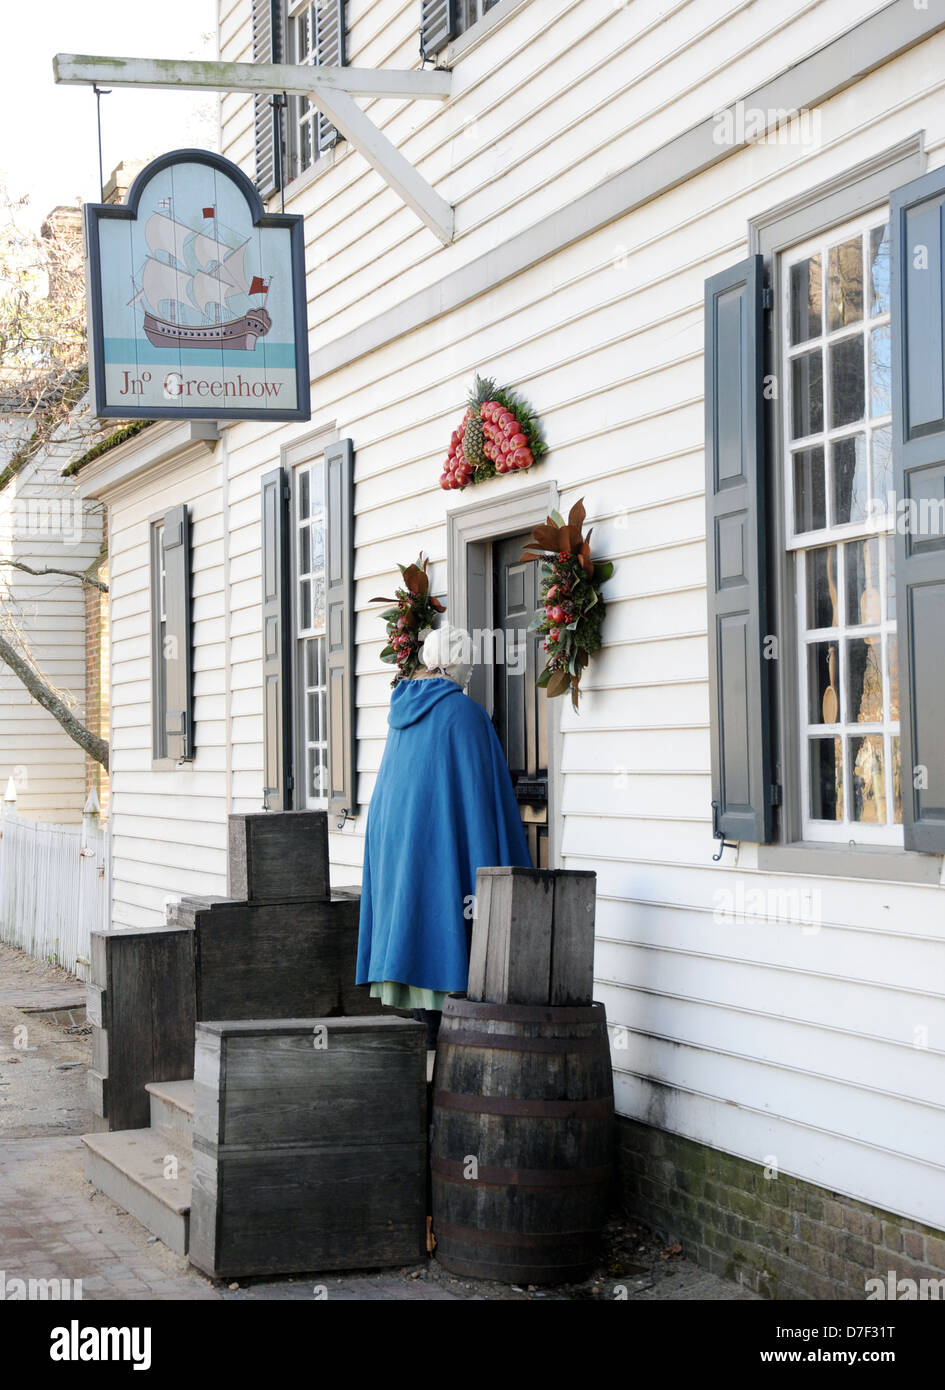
left=94, top=0, right=945, bottom=1231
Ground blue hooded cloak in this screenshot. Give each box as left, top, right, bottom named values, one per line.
left=356, top=677, right=531, bottom=996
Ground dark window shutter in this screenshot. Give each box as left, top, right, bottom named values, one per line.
left=315, top=0, right=346, bottom=155
left=162, top=505, right=194, bottom=763
left=252, top=0, right=284, bottom=200
left=890, top=168, right=945, bottom=853
left=704, top=254, right=773, bottom=843
left=324, top=439, right=356, bottom=818
left=420, top=0, right=457, bottom=60
left=261, top=467, right=292, bottom=811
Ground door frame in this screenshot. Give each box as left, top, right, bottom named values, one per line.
left=446, top=478, right=563, bottom=868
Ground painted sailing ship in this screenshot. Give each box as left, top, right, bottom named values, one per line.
left=130, top=210, right=272, bottom=351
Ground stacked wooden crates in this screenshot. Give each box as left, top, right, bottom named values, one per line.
left=431, top=867, right=615, bottom=1284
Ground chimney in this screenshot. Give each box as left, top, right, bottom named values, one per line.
left=102, top=160, right=149, bottom=207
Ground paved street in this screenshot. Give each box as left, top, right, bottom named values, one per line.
left=0, top=942, right=756, bottom=1302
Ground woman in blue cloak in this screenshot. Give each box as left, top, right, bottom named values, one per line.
left=356, top=625, right=531, bottom=1040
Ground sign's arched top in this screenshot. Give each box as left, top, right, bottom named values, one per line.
left=85, top=148, right=311, bottom=422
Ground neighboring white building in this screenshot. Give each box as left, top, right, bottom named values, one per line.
left=73, top=0, right=945, bottom=1296
left=0, top=390, right=106, bottom=824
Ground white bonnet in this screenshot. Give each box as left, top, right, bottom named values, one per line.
left=421, top=624, right=474, bottom=689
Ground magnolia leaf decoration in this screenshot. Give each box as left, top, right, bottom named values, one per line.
left=371, top=553, right=446, bottom=685
left=523, top=497, right=614, bottom=710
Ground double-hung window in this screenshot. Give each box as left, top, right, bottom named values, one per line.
left=293, top=456, right=329, bottom=806
left=706, top=152, right=945, bottom=861
left=285, top=0, right=345, bottom=181
left=783, top=212, right=901, bottom=842
left=251, top=0, right=346, bottom=198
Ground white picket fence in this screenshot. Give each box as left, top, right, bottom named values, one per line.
left=0, top=789, right=107, bottom=980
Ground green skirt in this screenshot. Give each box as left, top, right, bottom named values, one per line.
left=369, top=980, right=449, bottom=1011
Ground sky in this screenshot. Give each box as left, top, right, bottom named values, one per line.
left=1, top=0, right=218, bottom=229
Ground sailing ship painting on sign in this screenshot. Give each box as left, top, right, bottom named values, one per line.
left=132, top=207, right=273, bottom=352
left=85, top=150, right=310, bottom=422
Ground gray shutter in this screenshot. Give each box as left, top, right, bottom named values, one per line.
left=704, top=254, right=773, bottom=843
left=261, top=467, right=292, bottom=811
left=420, top=0, right=457, bottom=60
left=324, top=439, right=356, bottom=818
left=315, top=0, right=346, bottom=155
left=890, top=168, right=945, bottom=852
left=252, top=0, right=284, bottom=200
left=162, top=505, right=194, bottom=762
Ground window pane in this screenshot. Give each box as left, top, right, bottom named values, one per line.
left=307, top=689, right=321, bottom=743
left=791, top=351, right=823, bottom=439
left=810, top=737, right=843, bottom=820
left=845, top=537, right=881, bottom=626
left=869, top=324, right=891, bottom=417
left=885, top=534, right=896, bottom=610
left=299, top=577, right=311, bottom=629
left=300, top=523, right=311, bottom=575
left=311, top=575, right=325, bottom=631
left=808, top=641, right=839, bottom=724
left=305, top=635, right=318, bottom=686
left=790, top=254, right=822, bottom=344
left=308, top=746, right=327, bottom=798
left=831, top=434, right=867, bottom=525
left=891, top=736, right=902, bottom=824
left=806, top=546, right=838, bottom=629
left=887, top=634, right=899, bottom=721
left=845, top=636, right=884, bottom=723
left=871, top=427, right=892, bottom=516
left=849, top=735, right=886, bottom=823
left=827, top=237, right=863, bottom=330
left=868, top=223, right=891, bottom=316
left=793, top=447, right=826, bottom=531
left=299, top=469, right=310, bottom=519
left=829, top=336, right=865, bottom=427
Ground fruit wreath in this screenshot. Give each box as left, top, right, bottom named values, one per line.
left=440, top=374, right=547, bottom=490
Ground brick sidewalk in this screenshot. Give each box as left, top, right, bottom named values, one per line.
left=0, top=942, right=757, bottom=1302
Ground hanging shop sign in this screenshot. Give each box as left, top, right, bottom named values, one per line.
left=85, top=149, right=310, bottom=422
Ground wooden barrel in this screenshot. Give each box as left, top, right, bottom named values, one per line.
left=431, top=997, right=615, bottom=1284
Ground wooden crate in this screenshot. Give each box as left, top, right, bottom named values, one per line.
left=466, top=867, right=597, bottom=1006
left=227, top=809, right=329, bottom=902
left=189, top=1017, right=427, bottom=1277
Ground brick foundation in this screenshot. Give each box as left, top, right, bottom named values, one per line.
left=618, top=1116, right=945, bottom=1300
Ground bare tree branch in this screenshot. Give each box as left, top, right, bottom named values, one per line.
left=0, top=629, right=108, bottom=769
left=5, top=560, right=107, bottom=593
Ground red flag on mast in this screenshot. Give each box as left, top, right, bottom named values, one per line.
left=249, top=276, right=269, bottom=295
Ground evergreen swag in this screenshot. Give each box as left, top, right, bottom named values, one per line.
left=523, top=499, right=615, bottom=711
left=440, top=374, right=547, bottom=489
left=372, top=554, right=445, bottom=686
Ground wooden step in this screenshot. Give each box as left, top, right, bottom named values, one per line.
left=146, top=1078, right=194, bottom=1147
left=82, top=1128, right=192, bottom=1256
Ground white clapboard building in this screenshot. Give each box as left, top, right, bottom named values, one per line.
left=0, top=397, right=105, bottom=823
left=71, top=0, right=945, bottom=1296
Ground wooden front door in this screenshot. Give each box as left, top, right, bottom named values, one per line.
left=492, top=533, right=549, bottom=868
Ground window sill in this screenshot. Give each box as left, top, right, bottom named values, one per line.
left=756, top=840, right=943, bottom=885
left=440, top=0, right=531, bottom=64
left=151, top=758, right=194, bottom=771
left=267, top=144, right=339, bottom=211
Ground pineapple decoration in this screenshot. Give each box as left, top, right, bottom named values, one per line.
left=440, top=374, right=547, bottom=490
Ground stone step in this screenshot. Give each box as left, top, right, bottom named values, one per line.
left=146, top=1078, right=194, bottom=1148
left=82, top=1128, right=192, bottom=1256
